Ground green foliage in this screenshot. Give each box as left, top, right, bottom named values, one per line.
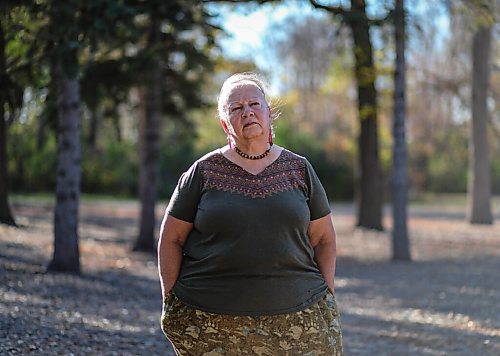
left=274, top=118, right=355, bottom=201
left=5, top=0, right=499, bottom=205
left=422, top=125, right=469, bottom=193
left=8, top=102, right=500, bottom=200
left=8, top=119, right=138, bottom=196
left=7, top=122, right=57, bottom=192
left=490, top=152, right=500, bottom=195
left=76, top=0, right=219, bottom=149
left=191, top=108, right=226, bottom=154
left=158, top=124, right=197, bottom=198
left=1, top=4, right=44, bottom=120
left=42, top=0, right=140, bottom=78
left=81, top=141, right=138, bottom=196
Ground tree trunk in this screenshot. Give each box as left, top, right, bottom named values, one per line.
left=134, top=66, right=162, bottom=252
left=392, top=0, right=411, bottom=261
left=87, top=107, right=102, bottom=150
left=37, top=111, right=48, bottom=150
left=467, top=25, right=493, bottom=224
left=0, top=19, right=16, bottom=226
left=349, top=0, right=383, bottom=230
left=48, top=59, right=82, bottom=273
left=0, top=100, right=16, bottom=226
left=111, top=114, right=122, bottom=142
left=37, top=73, right=56, bottom=150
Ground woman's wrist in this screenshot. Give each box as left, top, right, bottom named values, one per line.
left=162, top=283, right=174, bottom=300
left=163, top=290, right=173, bottom=303
left=327, top=282, right=335, bottom=293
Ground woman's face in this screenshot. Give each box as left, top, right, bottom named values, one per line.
left=221, top=82, right=271, bottom=142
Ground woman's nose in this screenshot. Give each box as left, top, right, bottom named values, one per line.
left=242, top=104, right=254, bottom=117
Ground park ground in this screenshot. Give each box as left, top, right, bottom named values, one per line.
left=1, top=195, right=499, bottom=355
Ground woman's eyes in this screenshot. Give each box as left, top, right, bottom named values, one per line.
left=229, top=102, right=261, bottom=113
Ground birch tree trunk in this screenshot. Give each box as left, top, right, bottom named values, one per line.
left=392, top=0, right=411, bottom=261
left=48, top=61, right=82, bottom=273
left=467, top=25, right=493, bottom=224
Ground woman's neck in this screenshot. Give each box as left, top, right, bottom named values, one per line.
left=221, top=144, right=282, bottom=175
left=233, top=138, right=270, bottom=156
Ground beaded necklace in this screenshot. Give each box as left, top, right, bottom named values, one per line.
left=234, top=144, right=273, bottom=160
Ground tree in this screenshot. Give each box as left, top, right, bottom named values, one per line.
left=46, top=0, right=140, bottom=271
left=467, top=1, right=494, bottom=224
left=0, top=2, right=38, bottom=226
left=0, top=16, right=16, bottom=226
left=310, top=0, right=385, bottom=230
left=133, top=0, right=217, bottom=251
left=49, top=65, right=82, bottom=272
left=134, top=16, right=163, bottom=252
left=267, top=14, right=340, bottom=135
left=80, top=59, right=132, bottom=150
left=391, top=0, right=410, bottom=261
left=46, top=1, right=82, bottom=273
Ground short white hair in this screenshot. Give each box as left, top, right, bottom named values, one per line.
left=217, top=72, right=269, bottom=122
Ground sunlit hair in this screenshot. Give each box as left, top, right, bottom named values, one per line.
left=217, top=72, right=279, bottom=122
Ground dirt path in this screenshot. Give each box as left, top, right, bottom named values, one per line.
left=1, top=199, right=499, bottom=355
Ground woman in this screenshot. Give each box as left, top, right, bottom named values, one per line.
left=158, top=72, right=343, bottom=355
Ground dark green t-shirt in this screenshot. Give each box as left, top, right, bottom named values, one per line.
left=167, top=148, right=331, bottom=316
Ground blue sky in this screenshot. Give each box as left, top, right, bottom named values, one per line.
left=207, top=1, right=322, bottom=93
left=210, top=0, right=450, bottom=56
left=208, top=0, right=451, bottom=93
left=212, top=2, right=316, bottom=63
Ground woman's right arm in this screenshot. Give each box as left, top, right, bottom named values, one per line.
left=157, top=214, right=193, bottom=301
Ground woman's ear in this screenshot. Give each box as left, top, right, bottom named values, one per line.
left=220, top=118, right=229, bottom=135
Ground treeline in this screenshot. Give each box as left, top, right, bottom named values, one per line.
left=1, top=0, right=497, bottom=271
left=6, top=110, right=357, bottom=199
left=7, top=101, right=500, bottom=199
left=6, top=2, right=499, bottom=199
left=2, top=0, right=225, bottom=271
left=266, top=1, right=500, bottom=198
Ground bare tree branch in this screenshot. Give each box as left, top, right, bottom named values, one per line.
left=369, top=11, right=394, bottom=26
left=309, top=0, right=347, bottom=15
left=202, top=0, right=278, bottom=3
left=309, top=0, right=392, bottom=26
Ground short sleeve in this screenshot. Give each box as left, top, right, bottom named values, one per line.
left=304, top=159, right=331, bottom=221
left=165, top=162, right=202, bottom=223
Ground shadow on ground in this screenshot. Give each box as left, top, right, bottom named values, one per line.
left=0, top=254, right=174, bottom=355
left=336, top=255, right=499, bottom=355
left=1, top=199, right=499, bottom=355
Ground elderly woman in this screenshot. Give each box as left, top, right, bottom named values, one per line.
left=158, top=72, right=343, bottom=355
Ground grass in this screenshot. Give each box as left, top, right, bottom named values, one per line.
left=410, top=192, right=500, bottom=211
left=9, top=191, right=500, bottom=214
left=9, top=193, right=170, bottom=211
left=11, top=193, right=138, bottom=204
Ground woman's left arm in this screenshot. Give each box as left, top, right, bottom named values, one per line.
left=308, top=214, right=337, bottom=292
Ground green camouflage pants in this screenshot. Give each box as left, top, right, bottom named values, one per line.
left=161, top=290, right=343, bottom=356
